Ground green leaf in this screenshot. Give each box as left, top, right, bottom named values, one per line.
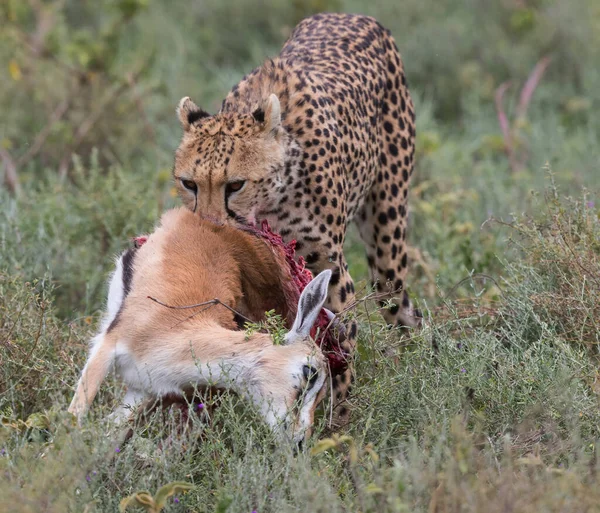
left=310, top=438, right=339, bottom=455
left=336, top=435, right=354, bottom=445
left=214, top=495, right=233, bottom=513
left=364, top=445, right=380, bottom=463
left=348, top=444, right=359, bottom=465
left=119, top=492, right=155, bottom=512
left=116, top=0, right=149, bottom=19
left=365, top=483, right=384, bottom=494
left=154, top=481, right=194, bottom=509
left=25, top=412, right=50, bottom=430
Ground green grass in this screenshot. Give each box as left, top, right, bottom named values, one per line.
left=2, top=0, right=600, bottom=511
left=2, top=189, right=599, bottom=512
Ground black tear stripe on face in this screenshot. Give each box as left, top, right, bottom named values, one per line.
left=107, top=246, right=137, bottom=333
left=224, top=194, right=237, bottom=220
left=224, top=186, right=249, bottom=225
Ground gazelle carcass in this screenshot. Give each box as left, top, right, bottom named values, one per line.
left=68, top=207, right=331, bottom=444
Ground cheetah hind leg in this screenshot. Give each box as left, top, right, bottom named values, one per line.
left=355, top=200, right=422, bottom=330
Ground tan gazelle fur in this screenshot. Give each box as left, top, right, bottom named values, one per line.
left=68, top=208, right=330, bottom=444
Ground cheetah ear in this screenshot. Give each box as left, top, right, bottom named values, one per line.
left=177, top=97, right=210, bottom=131
left=263, top=94, right=281, bottom=134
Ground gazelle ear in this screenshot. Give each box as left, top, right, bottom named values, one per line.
left=285, top=270, right=331, bottom=344
left=177, top=96, right=210, bottom=130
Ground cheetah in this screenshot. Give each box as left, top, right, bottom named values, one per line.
left=173, top=13, right=421, bottom=426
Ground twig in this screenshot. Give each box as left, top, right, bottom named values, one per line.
left=555, top=216, right=600, bottom=289
left=125, top=72, right=156, bottom=141
left=327, top=360, right=334, bottom=429
left=22, top=300, right=46, bottom=365
left=445, top=273, right=505, bottom=299
left=362, top=297, right=377, bottom=368
left=1, top=291, right=30, bottom=348
left=147, top=296, right=217, bottom=310
left=27, top=0, right=64, bottom=56
left=0, top=148, right=20, bottom=195
left=147, top=296, right=252, bottom=325
left=517, top=56, right=552, bottom=120
left=337, top=284, right=424, bottom=327
left=345, top=458, right=367, bottom=512
left=7, top=12, right=83, bottom=80
left=170, top=304, right=223, bottom=329
left=17, top=98, right=71, bottom=167
left=338, top=288, right=401, bottom=316
left=495, top=81, right=519, bottom=173
left=58, top=60, right=151, bottom=178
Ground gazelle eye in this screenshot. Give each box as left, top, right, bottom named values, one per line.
left=181, top=179, right=197, bottom=193
left=302, top=364, right=319, bottom=390
left=225, top=180, right=246, bottom=195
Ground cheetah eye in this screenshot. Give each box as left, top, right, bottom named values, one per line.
left=181, top=179, right=197, bottom=193
left=225, top=180, right=246, bottom=195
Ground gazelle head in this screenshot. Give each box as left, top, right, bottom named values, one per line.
left=254, top=269, right=332, bottom=445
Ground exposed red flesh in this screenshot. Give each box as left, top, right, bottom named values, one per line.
left=246, top=220, right=348, bottom=374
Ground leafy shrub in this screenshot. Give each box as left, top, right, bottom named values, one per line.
left=502, top=182, right=600, bottom=349
left=0, top=155, right=172, bottom=315
left=0, top=0, right=157, bottom=182
left=0, top=274, right=84, bottom=418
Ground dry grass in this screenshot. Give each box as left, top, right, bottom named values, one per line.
left=503, top=186, right=600, bottom=350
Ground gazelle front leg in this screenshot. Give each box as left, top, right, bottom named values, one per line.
left=69, top=246, right=137, bottom=422
left=68, top=332, right=118, bottom=422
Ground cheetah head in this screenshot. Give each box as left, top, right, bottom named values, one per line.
left=173, top=94, right=285, bottom=225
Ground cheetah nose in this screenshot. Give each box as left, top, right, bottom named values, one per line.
left=205, top=208, right=223, bottom=220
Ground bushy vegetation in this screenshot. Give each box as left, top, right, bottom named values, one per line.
left=1, top=0, right=599, bottom=511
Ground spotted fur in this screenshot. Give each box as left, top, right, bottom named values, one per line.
left=173, top=13, right=422, bottom=426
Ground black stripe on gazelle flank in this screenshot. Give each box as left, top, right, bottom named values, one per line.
left=107, top=246, right=137, bottom=333
left=121, top=246, right=136, bottom=296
